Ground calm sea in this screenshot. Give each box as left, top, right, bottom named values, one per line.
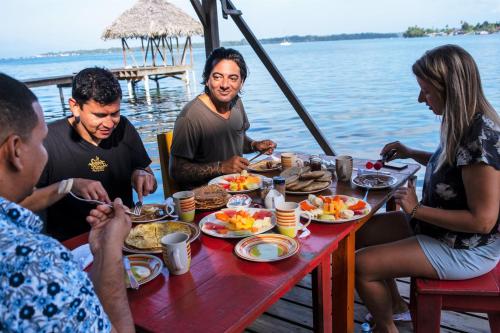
left=1, top=34, right=499, bottom=202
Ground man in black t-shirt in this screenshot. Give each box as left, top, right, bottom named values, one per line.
left=21, top=68, right=157, bottom=240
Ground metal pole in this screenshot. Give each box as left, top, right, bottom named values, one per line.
left=201, top=0, right=220, bottom=57
left=224, top=0, right=335, bottom=155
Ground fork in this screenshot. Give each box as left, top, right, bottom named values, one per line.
left=362, top=187, right=370, bottom=202
left=68, top=191, right=141, bottom=216
left=133, top=201, right=143, bottom=215
left=123, top=257, right=140, bottom=290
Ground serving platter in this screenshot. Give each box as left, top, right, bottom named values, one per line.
left=352, top=174, right=397, bottom=190
left=285, top=181, right=331, bottom=195
left=234, top=234, right=300, bottom=262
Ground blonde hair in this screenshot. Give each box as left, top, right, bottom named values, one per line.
left=412, top=44, right=500, bottom=170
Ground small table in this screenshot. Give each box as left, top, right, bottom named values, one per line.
left=64, top=158, right=420, bottom=332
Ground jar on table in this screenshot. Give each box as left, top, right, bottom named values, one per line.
left=309, top=155, right=322, bottom=171
left=260, top=178, right=274, bottom=201
left=272, top=176, right=286, bottom=198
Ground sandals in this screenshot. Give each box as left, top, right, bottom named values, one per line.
left=364, top=310, right=412, bottom=323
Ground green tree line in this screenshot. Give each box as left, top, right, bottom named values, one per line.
left=403, top=21, right=500, bottom=37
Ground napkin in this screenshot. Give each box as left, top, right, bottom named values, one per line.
left=71, top=243, right=93, bottom=270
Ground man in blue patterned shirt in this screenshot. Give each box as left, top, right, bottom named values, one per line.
left=0, top=73, right=135, bottom=332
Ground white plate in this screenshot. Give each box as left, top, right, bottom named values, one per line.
left=125, top=254, right=163, bottom=288
left=352, top=174, right=397, bottom=190
left=300, top=195, right=371, bottom=224
left=208, top=173, right=270, bottom=194
left=199, top=208, right=276, bottom=238
left=234, top=234, right=300, bottom=262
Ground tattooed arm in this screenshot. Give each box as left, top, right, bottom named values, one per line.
left=170, top=155, right=250, bottom=185
left=170, top=155, right=221, bottom=185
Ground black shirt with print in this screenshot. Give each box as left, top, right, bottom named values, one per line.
left=37, top=116, right=151, bottom=241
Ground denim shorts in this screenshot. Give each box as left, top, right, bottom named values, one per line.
left=416, top=234, right=500, bottom=280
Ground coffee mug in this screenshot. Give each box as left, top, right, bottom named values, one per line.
left=160, top=232, right=191, bottom=275
left=275, top=202, right=312, bottom=238
left=335, top=155, right=353, bottom=182
left=280, top=153, right=303, bottom=169
left=172, top=191, right=195, bottom=222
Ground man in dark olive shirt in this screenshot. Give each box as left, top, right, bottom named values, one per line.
left=21, top=67, right=157, bottom=240
left=170, top=47, right=276, bottom=189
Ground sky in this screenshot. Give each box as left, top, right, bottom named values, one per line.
left=1, top=0, right=499, bottom=58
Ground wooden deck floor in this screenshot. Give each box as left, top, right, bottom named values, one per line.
left=245, top=275, right=492, bottom=333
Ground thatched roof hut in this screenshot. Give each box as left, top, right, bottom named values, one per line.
left=102, top=0, right=203, bottom=67
left=102, top=0, right=203, bottom=40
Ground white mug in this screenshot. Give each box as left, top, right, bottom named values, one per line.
left=160, top=232, right=191, bottom=275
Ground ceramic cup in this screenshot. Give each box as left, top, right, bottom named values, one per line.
left=173, top=191, right=195, bottom=222
left=335, top=155, right=353, bottom=182
left=160, top=232, right=191, bottom=275
left=275, top=202, right=312, bottom=238
left=281, top=152, right=297, bottom=170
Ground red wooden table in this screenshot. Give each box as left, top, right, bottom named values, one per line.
left=63, top=158, right=420, bottom=333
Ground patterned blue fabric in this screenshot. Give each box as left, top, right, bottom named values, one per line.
left=0, top=197, right=111, bottom=332
left=416, top=113, right=500, bottom=249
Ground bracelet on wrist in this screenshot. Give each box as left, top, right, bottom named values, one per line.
left=410, top=202, right=422, bottom=219
left=57, top=178, right=74, bottom=195
left=217, top=161, right=222, bottom=175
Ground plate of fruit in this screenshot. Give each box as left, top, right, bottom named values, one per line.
left=299, top=194, right=371, bottom=223
left=199, top=208, right=276, bottom=238
left=209, top=170, right=270, bottom=193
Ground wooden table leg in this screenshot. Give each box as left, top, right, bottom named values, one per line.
left=312, top=256, right=332, bottom=333
left=332, top=230, right=355, bottom=333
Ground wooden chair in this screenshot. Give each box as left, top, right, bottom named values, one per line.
left=410, top=261, right=500, bottom=333
left=156, top=131, right=178, bottom=198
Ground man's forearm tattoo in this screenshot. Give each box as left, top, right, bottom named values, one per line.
left=170, top=155, right=220, bottom=184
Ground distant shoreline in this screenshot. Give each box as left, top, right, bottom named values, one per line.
left=11, top=32, right=400, bottom=59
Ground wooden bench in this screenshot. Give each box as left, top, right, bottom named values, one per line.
left=410, top=262, right=500, bottom=333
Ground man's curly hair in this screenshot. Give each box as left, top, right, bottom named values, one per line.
left=72, top=67, right=122, bottom=106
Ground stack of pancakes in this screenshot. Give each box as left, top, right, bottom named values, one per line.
left=193, top=184, right=230, bottom=210
left=125, top=222, right=192, bottom=251
left=281, top=166, right=332, bottom=192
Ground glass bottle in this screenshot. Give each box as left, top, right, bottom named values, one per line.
left=260, top=178, right=274, bottom=201
left=273, top=176, right=286, bottom=198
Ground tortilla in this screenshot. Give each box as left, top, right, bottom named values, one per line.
left=302, top=181, right=331, bottom=192
left=287, top=179, right=314, bottom=191
left=193, top=184, right=230, bottom=210
left=316, top=171, right=333, bottom=182
left=285, top=174, right=300, bottom=184
left=300, top=170, right=326, bottom=180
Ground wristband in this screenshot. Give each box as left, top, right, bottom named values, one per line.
left=217, top=161, right=222, bottom=175
left=57, top=178, right=74, bottom=195
left=410, top=202, right=422, bottom=219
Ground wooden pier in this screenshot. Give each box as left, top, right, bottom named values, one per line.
left=23, top=65, right=192, bottom=107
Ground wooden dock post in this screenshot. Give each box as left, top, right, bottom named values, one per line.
left=144, top=75, right=151, bottom=100
left=127, top=80, right=134, bottom=99
left=57, top=86, right=65, bottom=109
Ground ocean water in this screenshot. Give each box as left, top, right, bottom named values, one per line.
left=1, top=34, right=499, bottom=202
